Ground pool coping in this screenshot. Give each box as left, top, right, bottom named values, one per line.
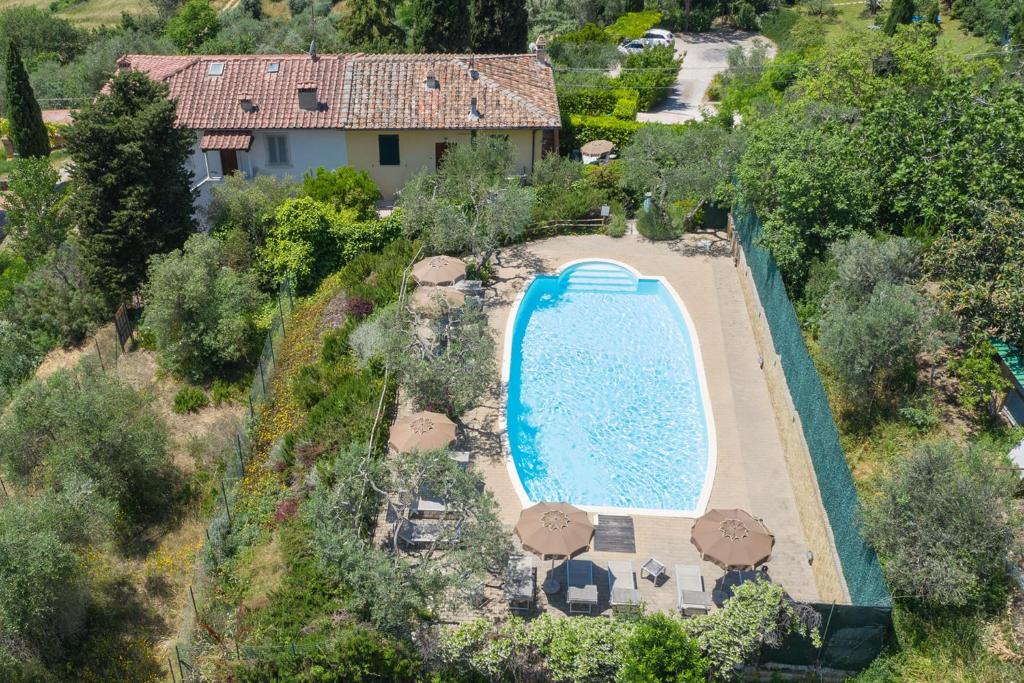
left=499, top=257, right=719, bottom=519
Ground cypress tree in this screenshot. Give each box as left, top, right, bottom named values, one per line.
left=64, top=71, right=196, bottom=303
left=409, top=0, right=469, bottom=53
left=884, top=0, right=916, bottom=35
left=3, top=42, right=50, bottom=158
left=470, top=0, right=529, bottom=54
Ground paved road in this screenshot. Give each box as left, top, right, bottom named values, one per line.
left=637, top=31, right=776, bottom=124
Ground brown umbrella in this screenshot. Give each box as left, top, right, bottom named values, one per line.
left=580, top=139, right=615, bottom=157
left=388, top=411, right=457, bottom=453
left=691, top=508, right=774, bottom=570
left=412, top=256, right=467, bottom=286
left=410, top=286, right=466, bottom=316
left=515, top=502, right=593, bottom=558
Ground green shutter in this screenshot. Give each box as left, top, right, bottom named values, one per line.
left=378, top=134, right=400, bottom=165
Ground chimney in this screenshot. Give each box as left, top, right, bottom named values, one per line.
left=309, top=39, right=318, bottom=62
left=238, top=92, right=255, bottom=112
left=298, top=82, right=318, bottom=111
left=535, top=36, right=548, bottom=65
left=424, top=74, right=438, bottom=90
left=116, top=55, right=131, bottom=70
left=469, top=97, right=481, bottom=120
left=468, top=55, right=479, bottom=80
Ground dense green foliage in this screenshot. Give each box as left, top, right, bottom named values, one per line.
left=863, top=440, right=1017, bottom=607
left=408, top=0, right=470, bottom=52
left=302, top=166, right=381, bottom=220
left=619, top=612, right=709, bottom=682
left=470, top=0, right=529, bottom=53
left=66, top=71, right=196, bottom=303
left=208, top=173, right=302, bottom=271
left=3, top=43, right=49, bottom=158
left=884, top=0, right=916, bottom=35
left=165, top=0, right=221, bottom=53
left=143, top=234, right=263, bottom=382
left=0, top=363, right=174, bottom=531
left=1, top=157, right=67, bottom=264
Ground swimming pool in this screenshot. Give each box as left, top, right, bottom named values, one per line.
left=503, top=260, right=716, bottom=516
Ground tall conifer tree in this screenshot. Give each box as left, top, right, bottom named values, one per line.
left=469, top=0, right=529, bottom=53
left=3, top=42, right=50, bottom=158
left=408, top=0, right=470, bottom=53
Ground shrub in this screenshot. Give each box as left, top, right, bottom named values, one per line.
left=735, top=1, right=760, bottom=29
left=210, top=378, right=238, bottom=406
left=566, top=114, right=644, bottom=150
left=173, top=386, right=209, bottom=414
left=619, top=45, right=680, bottom=110
left=0, top=319, right=43, bottom=400
left=606, top=211, right=628, bottom=237
left=949, top=338, right=1011, bottom=420
left=336, top=211, right=404, bottom=263
left=665, top=6, right=715, bottom=32
left=302, top=166, right=381, bottom=220
left=610, top=89, right=640, bottom=119
left=605, top=10, right=663, bottom=42
left=165, top=0, right=220, bottom=52
left=529, top=612, right=634, bottom=682
left=208, top=173, right=301, bottom=264
left=343, top=296, right=375, bottom=320
left=2, top=157, right=69, bottom=264
left=862, top=440, right=1018, bottom=607
left=143, top=234, right=263, bottom=382
left=619, top=613, right=709, bottom=682
left=637, top=205, right=681, bottom=241
left=260, top=197, right=350, bottom=293
left=557, top=87, right=619, bottom=116
left=531, top=154, right=607, bottom=223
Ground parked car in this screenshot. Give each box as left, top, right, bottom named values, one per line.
left=642, top=29, right=675, bottom=47
left=617, top=39, right=651, bottom=55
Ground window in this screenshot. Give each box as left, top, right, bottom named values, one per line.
left=267, top=135, right=289, bottom=165
left=208, top=62, right=224, bottom=76
left=378, top=134, right=400, bottom=166
left=267, top=62, right=279, bottom=73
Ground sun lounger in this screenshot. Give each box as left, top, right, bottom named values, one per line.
left=567, top=559, right=599, bottom=614
left=675, top=564, right=713, bottom=616
left=608, top=560, right=641, bottom=610
left=504, top=555, right=536, bottom=612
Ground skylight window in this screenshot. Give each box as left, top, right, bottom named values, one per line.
left=267, top=62, right=280, bottom=74
left=208, top=62, right=225, bottom=76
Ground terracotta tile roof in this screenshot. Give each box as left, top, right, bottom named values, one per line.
left=119, top=53, right=560, bottom=131
left=200, top=130, right=253, bottom=150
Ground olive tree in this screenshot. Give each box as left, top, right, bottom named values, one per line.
left=143, top=233, right=263, bottom=382
left=863, top=440, right=1019, bottom=608
left=2, top=157, right=69, bottom=265
left=400, top=137, right=535, bottom=267
left=0, top=362, right=174, bottom=530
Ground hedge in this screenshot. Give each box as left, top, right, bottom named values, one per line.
left=610, top=89, right=640, bottom=119
left=605, top=10, right=663, bottom=42
left=557, top=87, right=619, bottom=116
left=566, top=114, right=643, bottom=148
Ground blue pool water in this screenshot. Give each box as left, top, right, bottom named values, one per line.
left=505, top=261, right=713, bottom=512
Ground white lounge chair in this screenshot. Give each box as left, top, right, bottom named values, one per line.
left=675, top=564, right=713, bottom=616
left=567, top=559, right=599, bottom=614
left=608, top=560, right=641, bottom=611
left=504, top=555, right=536, bottom=612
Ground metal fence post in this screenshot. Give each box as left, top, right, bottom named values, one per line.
left=220, top=480, right=233, bottom=527
left=258, top=361, right=267, bottom=396
left=95, top=339, right=105, bottom=371
left=278, top=291, right=286, bottom=334
left=168, top=657, right=176, bottom=683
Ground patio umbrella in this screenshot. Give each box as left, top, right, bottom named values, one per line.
left=410, top=286, right=465, bottom=316
left=690, top=508, right=774, bottom=570
left=412, top=256, right=466, bottom=286
left=388, top=411, right=457, bottom=453
left=515, top=502, right=593, bottom=559
left=580, top=139, right=615, bottom=157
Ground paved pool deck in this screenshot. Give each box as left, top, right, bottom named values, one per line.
left=456, top=232, right=848, bottom=618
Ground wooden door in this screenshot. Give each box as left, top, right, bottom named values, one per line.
left=219, top=149, right=239, bottom=176
left=435, top=142, right=449, bottom=170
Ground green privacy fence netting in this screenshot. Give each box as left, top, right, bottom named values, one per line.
left=733, top=207, right=890, bottom=608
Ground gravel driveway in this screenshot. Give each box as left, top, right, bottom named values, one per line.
left=637, top=30, right=776, bottom=124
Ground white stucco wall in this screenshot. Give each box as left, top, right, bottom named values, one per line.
left=247, top=129, right=348, bottom=182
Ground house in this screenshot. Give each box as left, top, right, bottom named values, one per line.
left=116, top=48, right=561, bottom=208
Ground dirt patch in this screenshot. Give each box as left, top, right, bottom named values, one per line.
left=317, top=289, right=348, bottom=333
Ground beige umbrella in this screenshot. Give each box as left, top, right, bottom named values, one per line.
left=388, top=411, right=457, bottom=453
left=412, top=256, right=467, bottom=286
left=410, top=286, right=466, bottom=316
left=580, top=139, right=615, bottom=157
left=515, top=502, right=593, bottom=559
left=691, top=508, right=774, bottom=570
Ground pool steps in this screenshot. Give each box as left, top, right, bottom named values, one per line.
left=562, top=263, right=638, bottom=293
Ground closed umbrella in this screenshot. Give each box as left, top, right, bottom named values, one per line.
left=580, top=139, right=615, bottom=157
left=515, top=502, right=593, bottom=559
left=412, top=256, right=466, bottom=286
left=691, top=508, right=774, bottom=570
left=388, top=411, right=457, bottom=453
